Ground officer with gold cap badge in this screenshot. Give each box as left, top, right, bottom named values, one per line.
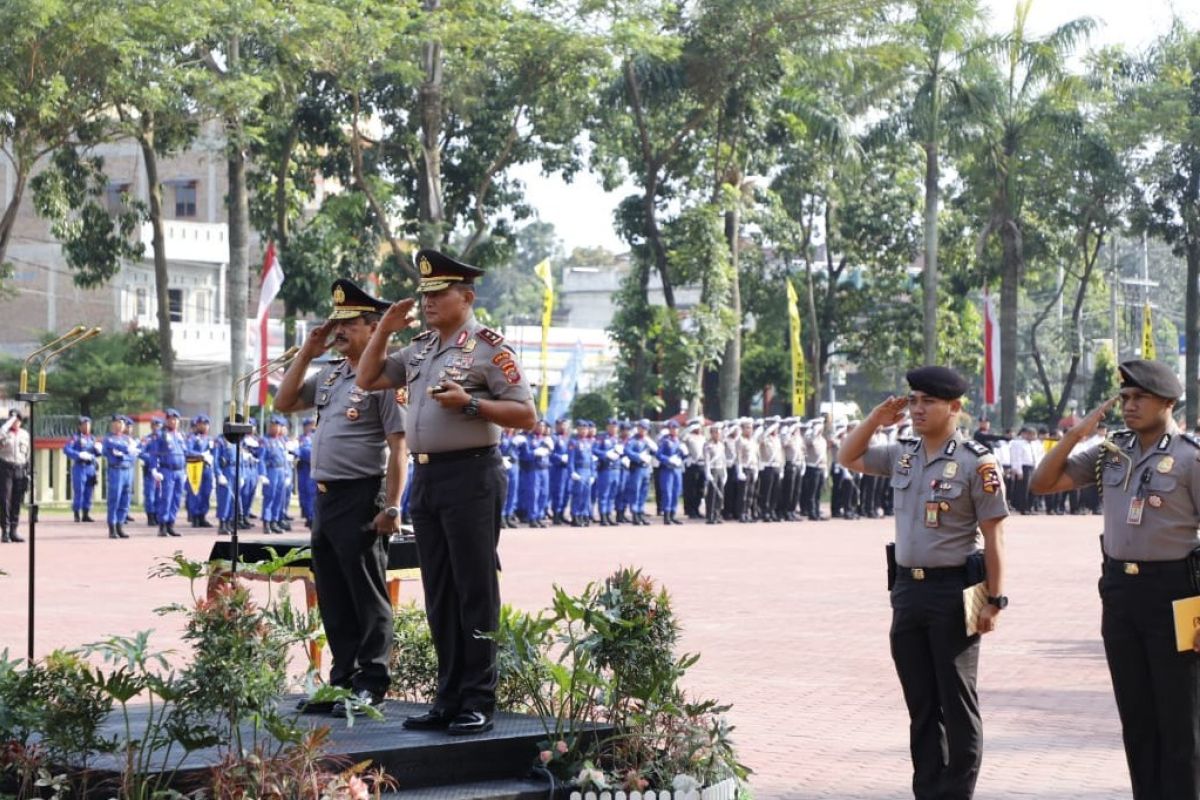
left=356, top=249, right=537, bottom=736
left=1031, top=359, right=1200, bottom=800
left=275, top=279, right=408, bottom=716
left=838, top=366, right=1009, bottom=800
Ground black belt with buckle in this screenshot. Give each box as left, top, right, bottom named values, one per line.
left=1103, top=556, right=1189, bottom=577
left=414, top=445, right=497, bottom=466
left=896, top=564, right=967, bottom=582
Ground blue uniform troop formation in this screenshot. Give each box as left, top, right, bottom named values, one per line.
left=477, top=415, right=857, bottom=529
left=60, top=409, right=319, bottom=539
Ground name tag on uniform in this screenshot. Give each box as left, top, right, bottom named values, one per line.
left=924, top=501, right=940, bottom=528
left=1127, top=497, right=1145, bottom=526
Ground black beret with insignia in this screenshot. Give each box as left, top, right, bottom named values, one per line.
left=1118, top=359, right=1183, bottom=401
left=905, top=366, right=969, bottom=400
left=415, top=249, right=485, bottom=294
left=328, top=279, right=390, bottom=321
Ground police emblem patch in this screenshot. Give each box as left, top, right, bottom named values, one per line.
left=978, top=463, right=1001, bottom=494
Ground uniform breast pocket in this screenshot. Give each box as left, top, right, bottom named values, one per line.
left=891, top=474, right=912, bottom=510
left=1148, top=473, right=1178, bottom=494
left=406, top=366, right=421, bottom=386
left=1102, top=467, right=1128, bottom=488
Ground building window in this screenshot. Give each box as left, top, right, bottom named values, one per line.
left=173, top=181, right=197, bottom=218
left=194, top=291, right=210, bottom=324
left=168, top=289, right=184, bottom=322
left=105, top=182, right=132, bottom=216
left=135, top=287, right=148, bottom=317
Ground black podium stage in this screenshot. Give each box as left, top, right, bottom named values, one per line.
left=83, top=696, right=609, bottom=799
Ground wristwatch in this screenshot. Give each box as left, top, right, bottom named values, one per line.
left=986, top=595, right=1009, bottom=609
left=463, top=397, right=481, bottom=417
left=384, top=506, right=401, bottom=519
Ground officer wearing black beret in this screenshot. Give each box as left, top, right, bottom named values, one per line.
left=357, top=249, right=537, bottom=735
left=1032, top=359, right=1200, bottom=799
left=276, top=279, right=409, bottom=716
left=839, top=366, right=1009, bottom=799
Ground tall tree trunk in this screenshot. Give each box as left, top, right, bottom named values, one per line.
left=922, top=139, right=939, bottom=364
left=225, top=36, right=250, bottom=392
left=999, top=217, right=1021, bottom=429
left=719, top=205, right=741, bottom=420
left=0, top=166, right=29, bottom=270
left=1053, top=234, right=1105, bottom=420
left=803, top=257, right=822, bottom=416
left=138, top=122, right=176, bottom=408
left=418, top=0, right=445, bottom=249
left=1186, top=237, right=1199, bottom=428
left=641, top=174, right=676, bottom=310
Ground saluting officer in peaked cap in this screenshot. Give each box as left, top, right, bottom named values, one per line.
left=353, top=248, right=537, bottom=736
left=273, top=277, right=409, bottom=717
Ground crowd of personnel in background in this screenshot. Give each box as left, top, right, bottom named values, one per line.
left=0, top=402, right=1139, bottom=542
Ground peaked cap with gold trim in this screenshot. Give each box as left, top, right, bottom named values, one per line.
left=415, top=249, right=485, bottom=294
left=328, top=279, right=390, bottom=320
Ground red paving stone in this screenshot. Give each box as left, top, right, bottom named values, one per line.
left=0, top=508, right=1134, bottom=799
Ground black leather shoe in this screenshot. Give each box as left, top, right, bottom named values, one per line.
left=331, top=689, right=386, bottom=717
left=403, top=707, right=459, bottom=730
left=447, top=710, right=493, bottom=736
left=296, top=697, right=337, bottom=714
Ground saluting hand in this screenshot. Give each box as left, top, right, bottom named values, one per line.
left=380, top=298, right=419, bottom=335
left=300, top=321, right=335, bottom=359
left=430, top=379, right=470, bottom=410
left=868, top=396, right=908, bottom=428
left=1072, top=395, right=1119, bottom=440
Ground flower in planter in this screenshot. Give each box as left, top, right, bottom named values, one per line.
left=576, top=762, right=609, bottom=791
left=672, top=773, right=701, bottom=795
left=347, top=774, right=370, bottom=800
left=622, top=769, right=649, bottom=792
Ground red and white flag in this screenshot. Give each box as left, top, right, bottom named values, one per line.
left=257, top=242, right=284, bottom=406
left=982, top=286, right=1000, bottom=408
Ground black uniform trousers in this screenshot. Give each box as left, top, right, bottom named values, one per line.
left=410, top=449, right=504, bottom=714
left=1100, top=559, right=1200, bottom=800
left=0, top=460, right=28, bottom=534
left=705, top=468, right=725, bottom=523
left=890, top=571, right=983, bottom=800
left=778, top=463, right=798, bottom=518
left=801, top=468, right=825, bottom=519
left=757, top=466, right=779, bottom=519
left=683, top=464, right=704, bottom=517
left=311, top=475, right=392, bottom=696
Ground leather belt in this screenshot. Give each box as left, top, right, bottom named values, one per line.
left=1104, top=556, right=1189, bottom=577
left=414, top=445, right=497, bottom=465
left=896, top=564, right=967, bottom=582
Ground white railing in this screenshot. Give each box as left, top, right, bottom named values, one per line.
left=138, top=220, right=229, bottom=264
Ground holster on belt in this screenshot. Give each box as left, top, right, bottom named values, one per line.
left=886, top=542, right=897, bottom=591
left=965, top=550, right=987, bottom=585
left=1188, top=545, right=1200, bottom=595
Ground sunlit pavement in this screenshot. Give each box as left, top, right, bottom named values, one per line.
left=0, top=509, right=1131, bottom=799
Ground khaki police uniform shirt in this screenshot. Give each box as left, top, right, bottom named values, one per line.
left=704, top=439, right=727, bottom=472
left=1063, top=423, right=1200, bottom=561
left=381, top=314, right=532, bottom=454
left=300, top=358, right=407, bottom=482
left=862, top=433, right=1009, bottom=568
left=0, top=425, right=30, bottom=466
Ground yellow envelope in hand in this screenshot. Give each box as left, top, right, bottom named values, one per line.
left=1173, top=595, right=1200, bottom=652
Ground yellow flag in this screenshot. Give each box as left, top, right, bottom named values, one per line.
left=1142, top=301, right=1156, bottom=360
left=786, top=280, right=806, bottom=415
left=533, top=259, right=554, bottom=414
left=185, top=458, right=205, bottom=496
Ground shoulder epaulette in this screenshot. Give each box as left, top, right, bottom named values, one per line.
left=1111, top=429, right=1134, bottom=440
left=412, top=330, right=435, bottom=341
left=963, top=439, right=990, bottom=457
left=1180, top=432, right=1200, bottom=449
left=477, top=327, right=504, bottom=347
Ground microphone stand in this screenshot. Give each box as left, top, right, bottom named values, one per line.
left=17, top=326, right=101, bottom=661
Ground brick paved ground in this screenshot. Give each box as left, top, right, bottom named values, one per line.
left=0, top=508, right=1133, bottom=799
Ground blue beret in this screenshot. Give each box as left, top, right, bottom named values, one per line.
left=636, top=419, right=650, bottom=428
left=301, top=416, right=315, bottom=426
left=270, top=414, right=287, bottom=425
left=151, top=417, right=164, bottom=425
left=110, top=414, right=122, bottom=422
left=165, top=408, right=181, bottom=418
left=1119, top=359, right=1183, bottom=401
left=78, top=415, right=91, bottom=424
left=122, top=416, right=134, bottom=425
left=618, top=421, right=631, bottom=430
left=905, top=366, right=969, bottom=400
left=666, top=419, right=680, bottom=428
left=192, top=414, right=210, bottom=424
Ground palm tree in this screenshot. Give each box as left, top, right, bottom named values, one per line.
left=962, top=0, right=1094, bottom=427
left=906, top=0, right=986, bottom=365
